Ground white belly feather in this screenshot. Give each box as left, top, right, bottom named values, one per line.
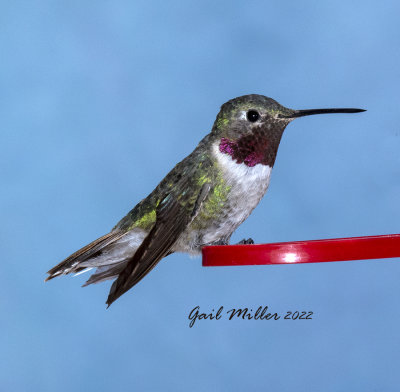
left=176, top=143, right=272, bottom=252
left=202, top=143, right=272, bottom=242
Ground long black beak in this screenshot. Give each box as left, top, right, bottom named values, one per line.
left=281, top=107, right=366, bottom=119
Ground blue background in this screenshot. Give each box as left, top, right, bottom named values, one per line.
left=1, top=1, right=400, bottom=391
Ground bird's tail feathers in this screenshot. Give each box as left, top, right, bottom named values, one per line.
left=45, top=230, right=125, bottom=281
left=82, top=262, right=128, bottom=286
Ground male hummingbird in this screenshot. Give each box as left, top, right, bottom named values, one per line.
left=46, top=94, right=365, bottom=306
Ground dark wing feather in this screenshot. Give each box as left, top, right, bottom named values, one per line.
left=106, top=183, right=211, bottom=306
left=46, top=230, right=125, bottom=281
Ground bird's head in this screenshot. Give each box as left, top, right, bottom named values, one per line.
left=212, top=94, right=365, bottom=168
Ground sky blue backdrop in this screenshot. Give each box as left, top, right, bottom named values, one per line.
left=1, top=1, right=400, bottom=391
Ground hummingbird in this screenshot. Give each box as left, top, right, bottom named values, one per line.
left=46, top=94, right=365, bottom=306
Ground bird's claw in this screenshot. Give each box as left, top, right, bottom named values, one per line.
left=236, top=238, right=254, bottom=245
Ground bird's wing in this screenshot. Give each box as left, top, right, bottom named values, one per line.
left=106, top=182, right=211, bottom=306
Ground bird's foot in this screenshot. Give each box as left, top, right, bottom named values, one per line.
left=236, top=238, right=254, bottom=245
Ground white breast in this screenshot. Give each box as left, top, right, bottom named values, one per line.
left=199, top=143, right=272, bottom=245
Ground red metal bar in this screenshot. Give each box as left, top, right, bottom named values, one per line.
left=202, top=234, right=400, bottom=267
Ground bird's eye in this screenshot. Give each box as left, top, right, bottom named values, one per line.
left=246, top=110, right=260, bottom=122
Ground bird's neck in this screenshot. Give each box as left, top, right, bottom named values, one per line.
left=218, top=131, right=283, bottom=167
